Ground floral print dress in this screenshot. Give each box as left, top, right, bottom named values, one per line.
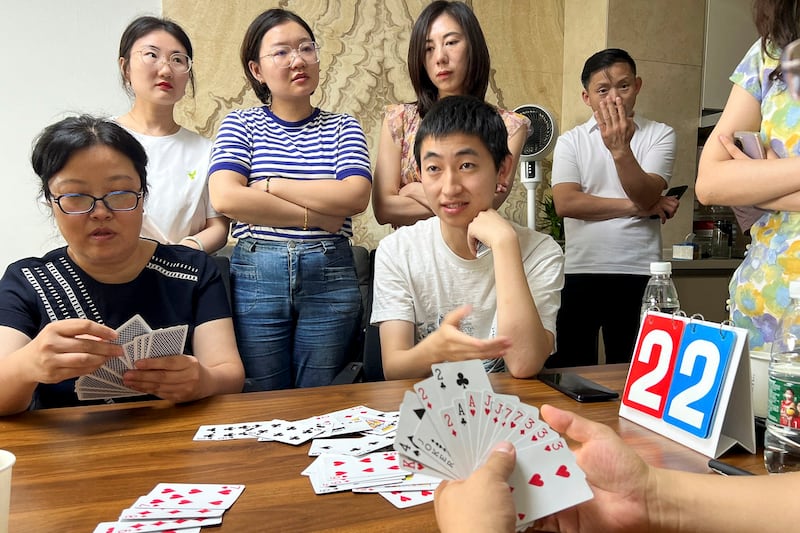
left=729, top=40, right=800, bottom=351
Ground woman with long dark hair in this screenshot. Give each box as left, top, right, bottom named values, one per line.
left=372, top=1, right=530, bottom=228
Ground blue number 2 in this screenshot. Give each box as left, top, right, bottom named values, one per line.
left=662, top=322, right=735, bottom=438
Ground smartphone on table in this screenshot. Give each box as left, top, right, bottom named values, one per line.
left=538, top=371, right=620, bottom=403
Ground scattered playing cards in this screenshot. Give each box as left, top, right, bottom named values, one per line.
left=92, top=482, right=244, bottom=532
left=191, top=406, right=431, bottom=508
left=394, top=360, right=594, bottom=529
left=76, top=314, right=188, bottom=401
left=188, top=360, right=594, bottom=521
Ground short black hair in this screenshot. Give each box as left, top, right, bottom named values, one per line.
left=31, top=115, right=149, bottom=202
left=580, top=48, right=637, bottom=89
left=413, top=95, right=509, bottom=170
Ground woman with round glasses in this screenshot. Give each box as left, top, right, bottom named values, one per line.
left=372, top=1, right=530, bottom=228
left=697, top=0, right=800, bottom=354
left=209, top=8, right=371, bottom=391
left=0, top=116, right=244, bottom=415
left=116, top=16, right=229, bottom=254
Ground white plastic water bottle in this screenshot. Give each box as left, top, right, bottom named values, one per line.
left=764, top=280, right=800, bottom=473
left=640, top=262, right=680, bottom=323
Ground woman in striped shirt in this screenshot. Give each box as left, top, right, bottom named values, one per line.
left=209, top=8, right=372, bottom=391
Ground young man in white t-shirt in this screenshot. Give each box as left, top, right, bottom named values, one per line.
left=550, top=48, right=680, bottom=368
left=371, top=96, right=564, bottom=380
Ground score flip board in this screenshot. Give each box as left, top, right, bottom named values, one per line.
left=619, top=312, right=755, bottom=458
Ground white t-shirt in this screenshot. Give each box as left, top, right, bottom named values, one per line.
left=551, top=115, right=675, bottom=275
left=123, top=127, right=220, bottom=244
left=371, top=217, right=564, bottom=354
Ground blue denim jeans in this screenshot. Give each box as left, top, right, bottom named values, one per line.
left=231, top=237, right=361, bottom=391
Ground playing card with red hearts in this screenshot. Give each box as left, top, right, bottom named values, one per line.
left=378, top=489, right=436, bottom=509
left=303, top=453, right=406, bottom=494
left=118, top=506, right=225, bottom=521
left=507, top=437, right=594, bottom=528
left=92, top=523, right=199, bottom=533
left=134, top=483, right=245, bottom=510
left=320, top=451, right=403, bottom=484
left=94, top=516, right=220, bottom=533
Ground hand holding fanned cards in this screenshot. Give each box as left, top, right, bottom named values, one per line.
left=394, top=360, right=594, bottom=530
left=76, top=314, right=188, bottom=401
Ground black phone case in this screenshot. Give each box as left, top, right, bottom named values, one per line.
left=649, top=185, right=688, bottom=218
left=538, top=372, right=620, bottom=403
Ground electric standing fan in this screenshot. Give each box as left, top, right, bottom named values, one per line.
left=513, top=104, right=558, bottom=229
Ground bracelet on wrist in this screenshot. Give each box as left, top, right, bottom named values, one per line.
left=264, top=177, right=271, bottom=193
left=181, top=236, right=205, bottom=252
left=303, top=207, right=309, bottom=231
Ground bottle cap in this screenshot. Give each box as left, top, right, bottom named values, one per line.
left=791, top=280, right=800, bottom=299
left=650, top=261, right=672, bottom=275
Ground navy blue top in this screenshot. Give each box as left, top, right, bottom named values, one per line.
left=0, top=243, right=230, bottom=409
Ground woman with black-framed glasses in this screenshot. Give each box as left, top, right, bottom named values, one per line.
left=116, top=16, right=229, bottom=254
left=0, top=115, right=244, bottom=416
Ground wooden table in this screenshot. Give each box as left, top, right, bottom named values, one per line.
left=1, top=364, right=763, bottom=532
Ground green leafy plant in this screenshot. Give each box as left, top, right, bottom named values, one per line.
left=539, top=191, right=564, bottom=242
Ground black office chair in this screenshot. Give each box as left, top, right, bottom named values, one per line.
left=331, top=247, right=385, bottom=384
left=362, top=323, right=384, bottom=382
left=212, top=255, right=232, bottom=307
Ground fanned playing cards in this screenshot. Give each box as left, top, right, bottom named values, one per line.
left=76, top=314, right=188, bottom=401
left=92, top=482, right=244, bottom=532
left=187, top=360, right=595, bottom=521
left=394, top=360, right=594, bottom=529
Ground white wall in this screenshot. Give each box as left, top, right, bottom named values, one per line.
left=702, top=0, right=758, bottom=111
left=0, top=0, right=161, bottom=271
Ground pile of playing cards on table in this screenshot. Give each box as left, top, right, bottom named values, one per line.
left=76, top=314, right=188, bottom=401
left=394, top=360, right=594, bottom=529
left=192, top=406, right=440, bottom=508
left=92, top=482, right=244, bottom=533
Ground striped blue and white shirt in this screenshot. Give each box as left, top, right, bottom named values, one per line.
left=209, top=106, right=372, bottom=240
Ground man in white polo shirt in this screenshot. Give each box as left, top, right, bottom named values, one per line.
left=549, top=48, right=679, bottom=368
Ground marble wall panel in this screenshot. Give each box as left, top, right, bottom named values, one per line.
left=608, top=0, right=706, bottom=67
left=560, top=0, right=608, bottom=131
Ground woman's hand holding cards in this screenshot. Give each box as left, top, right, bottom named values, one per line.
left=123, top=354, right=203, bottom=403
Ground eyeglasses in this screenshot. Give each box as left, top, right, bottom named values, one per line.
left=261, top=42, right=320, bottom=68
left=782, top=39, right=800, bottom=100
left=135, top=48, right=192, bottom=74
left=51, top=190, right=143, bottom=215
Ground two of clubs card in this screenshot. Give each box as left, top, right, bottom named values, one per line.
left=76, top=314, right=188, bottom=401
left=92, top=483, right=244, bottom=533
left=394, top=359, right=594, bottom=529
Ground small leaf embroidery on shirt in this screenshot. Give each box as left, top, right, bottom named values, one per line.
left=187, top=170, right=197, bottom=180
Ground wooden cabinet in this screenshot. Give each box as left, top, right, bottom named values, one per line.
left=671, top=259, right=741, bottom=323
